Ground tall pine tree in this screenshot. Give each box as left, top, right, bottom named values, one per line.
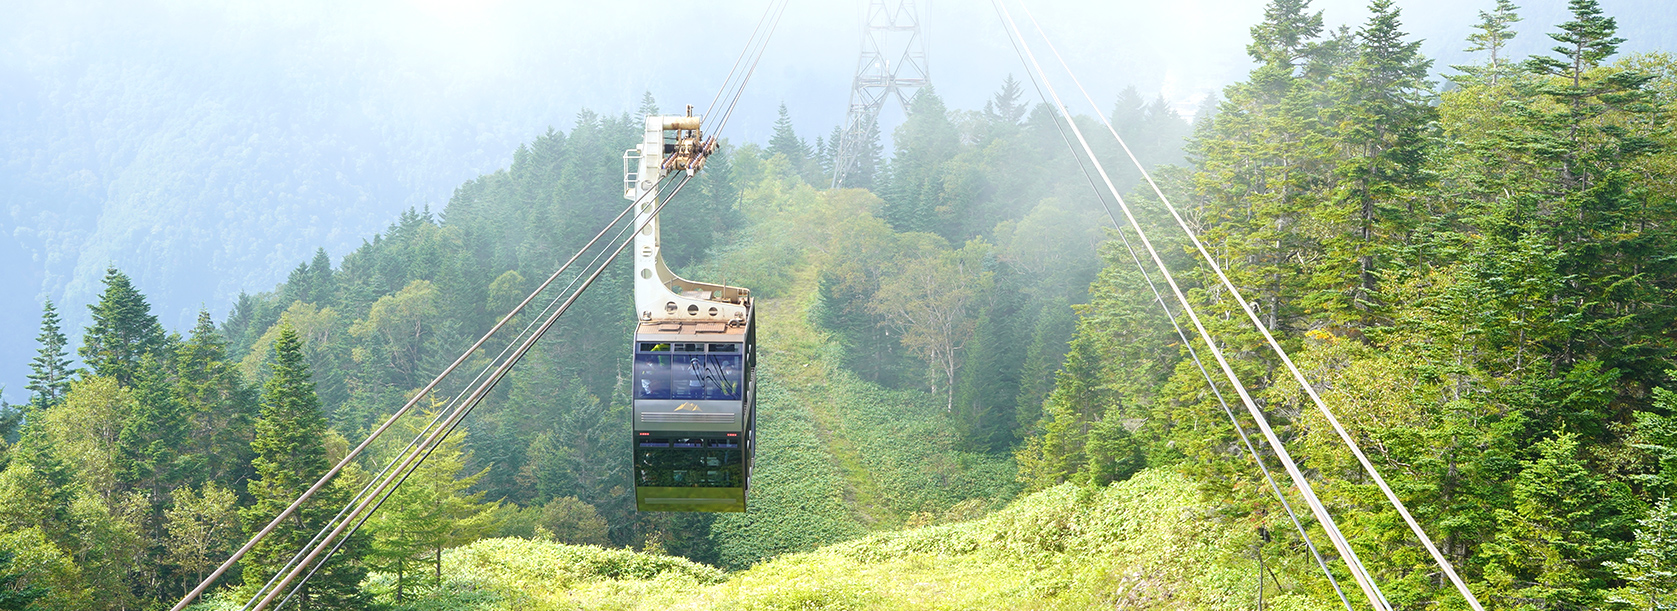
left=881, top=88, right=959, bottom=235
left=242, top=327, right=367, bottom=609
left=1325, top=0, right=1434, bottom=323
left=175, top=310, right=258, bottom=491
left=1459, top=0, right=1522, bottom=85
left=24, top=301, right=74, bottom=414
left=79, top=268, right=167, bottom=387
left=116, top=353, right=188, bottom=601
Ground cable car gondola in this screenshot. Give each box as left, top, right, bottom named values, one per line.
left=625, top=110, right=756, bottom=513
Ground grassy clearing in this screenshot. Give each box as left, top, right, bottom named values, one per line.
left=382, top=469, right=1343, bottom=610
left=753, top=262, right=1020, bottom=529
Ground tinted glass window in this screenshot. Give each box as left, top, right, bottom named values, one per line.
left=634, top=353, right=743, bottom=400
left=635, top=440, right=742, bottom=488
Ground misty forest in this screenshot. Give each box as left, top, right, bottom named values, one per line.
left=4, top=0, right=1677, bottom=609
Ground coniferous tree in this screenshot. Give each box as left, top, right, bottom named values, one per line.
left=983, top=74, right=1027, bottom=127
left=819, top=125, right=842, bottom=181
left=0, top=399, right=17, bottom=447
left=1191, top=0, right=1336, bottom=337
left=365, top=415, right=495, bottom=601
left=79, top=268, right=167, bottom=387
left=242, top=327, right=367, bottom=609
left=175, top=310, right=258, bottom=491
left=118, top=355, right=186, bottom=499
left=638, top=91, right=659, bottom=117
left=766, top=103, right=810, bottom=165
left=1610, top=498, right=1677, bottom=609
left=881, top=88, right=959, bottom=235
left=24, top=301, right=74, bottom=414
left=1326, top=0, right=1434, bottom=322
left=1523, top=0, right=1668, bottom=391
left=1460, top=0, right=1521, bottom=85
left=116, top=353, right=187, bottom=601
left=1486, top=433, right=1634, bottom=609
left=282, top=249, right=336, bottom=308
left=1529, top=0, right=1625, bottom=90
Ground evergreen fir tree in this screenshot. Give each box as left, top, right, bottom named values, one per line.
left=819, top=125, right=842, bottom=181
left=117, top=354, right=187, bottom=500
left=0, top=398, right=17, bottom=447
left=242, top=327, right=367, bottom=609
left=1461, top=0, right=1521, bottom=85
left=1189, top=0, right=1336, bottom=338
left=116, top=353, right=187, bottom=601
left=1246, top=0, right=1324, bottom=67
left=309, top=248, right=334, bottom=305
left=881, top=88, right=958, bottom=235
left=79, top=267, right=167, bottom=387
left=176, top=310, right=258, bottom=491
left=1610, top=498, right=1677, bottom=609
left=766, top=103, right=810, bottom=164
left=283, top=260, right=314, bottom=306
left=1325, top=0, right=1434, bottom=322
left=1529, top=0, right=1625, bottom=88
left=983, top=74, right=1027, bottom=126
left=1486, top=433, right=1634, bottom=609
left=282, top=249, right=336, bottom=307
left=24, top=301, right=74, bottom=414
left=638, top=91, right=659, bottom=118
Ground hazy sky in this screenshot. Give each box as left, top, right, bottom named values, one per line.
left=3, top=0, right=1675, bottom=401
left=21, top=0, right=1659, bottom=146
left=132, top=0, right=1660, bottom=138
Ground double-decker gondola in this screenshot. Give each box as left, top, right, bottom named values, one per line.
left=625, top=109, right=755, bottom=512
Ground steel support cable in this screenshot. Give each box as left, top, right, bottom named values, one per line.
left=240, top=175, right=675, bottom=611
left=270, top=176, right=700, bottom=609
left=172, top=174, right=672, bottom=611
left=710, top=0, right=790, bottom=138
left=254, top=174, right=697, bottom=611
left=989, top=1, right=1391, bottom=609
left=989, top=10, right=1352, bottom=609
left=267, top=169, right=693, bottom=608
left=1015, top=4, right=1486, bottom=609
left=1114, top=225, right=1358, bottom=611
left=703, top=0, right=781, bottom=120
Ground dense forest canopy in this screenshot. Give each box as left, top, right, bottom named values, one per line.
left=2, top=0, right=1677, bottom=609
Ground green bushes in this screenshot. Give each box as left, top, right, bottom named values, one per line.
left=373, top=537, right=723, bottom=610
left=376, top=469, right=1345, bottom=610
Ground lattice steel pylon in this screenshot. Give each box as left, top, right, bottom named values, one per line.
left=831, top=0, right=929, bottom=189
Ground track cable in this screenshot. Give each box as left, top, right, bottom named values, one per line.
left=252, top=174, right=697, bottom=611
left=245, top=172, right=682, bottom=610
